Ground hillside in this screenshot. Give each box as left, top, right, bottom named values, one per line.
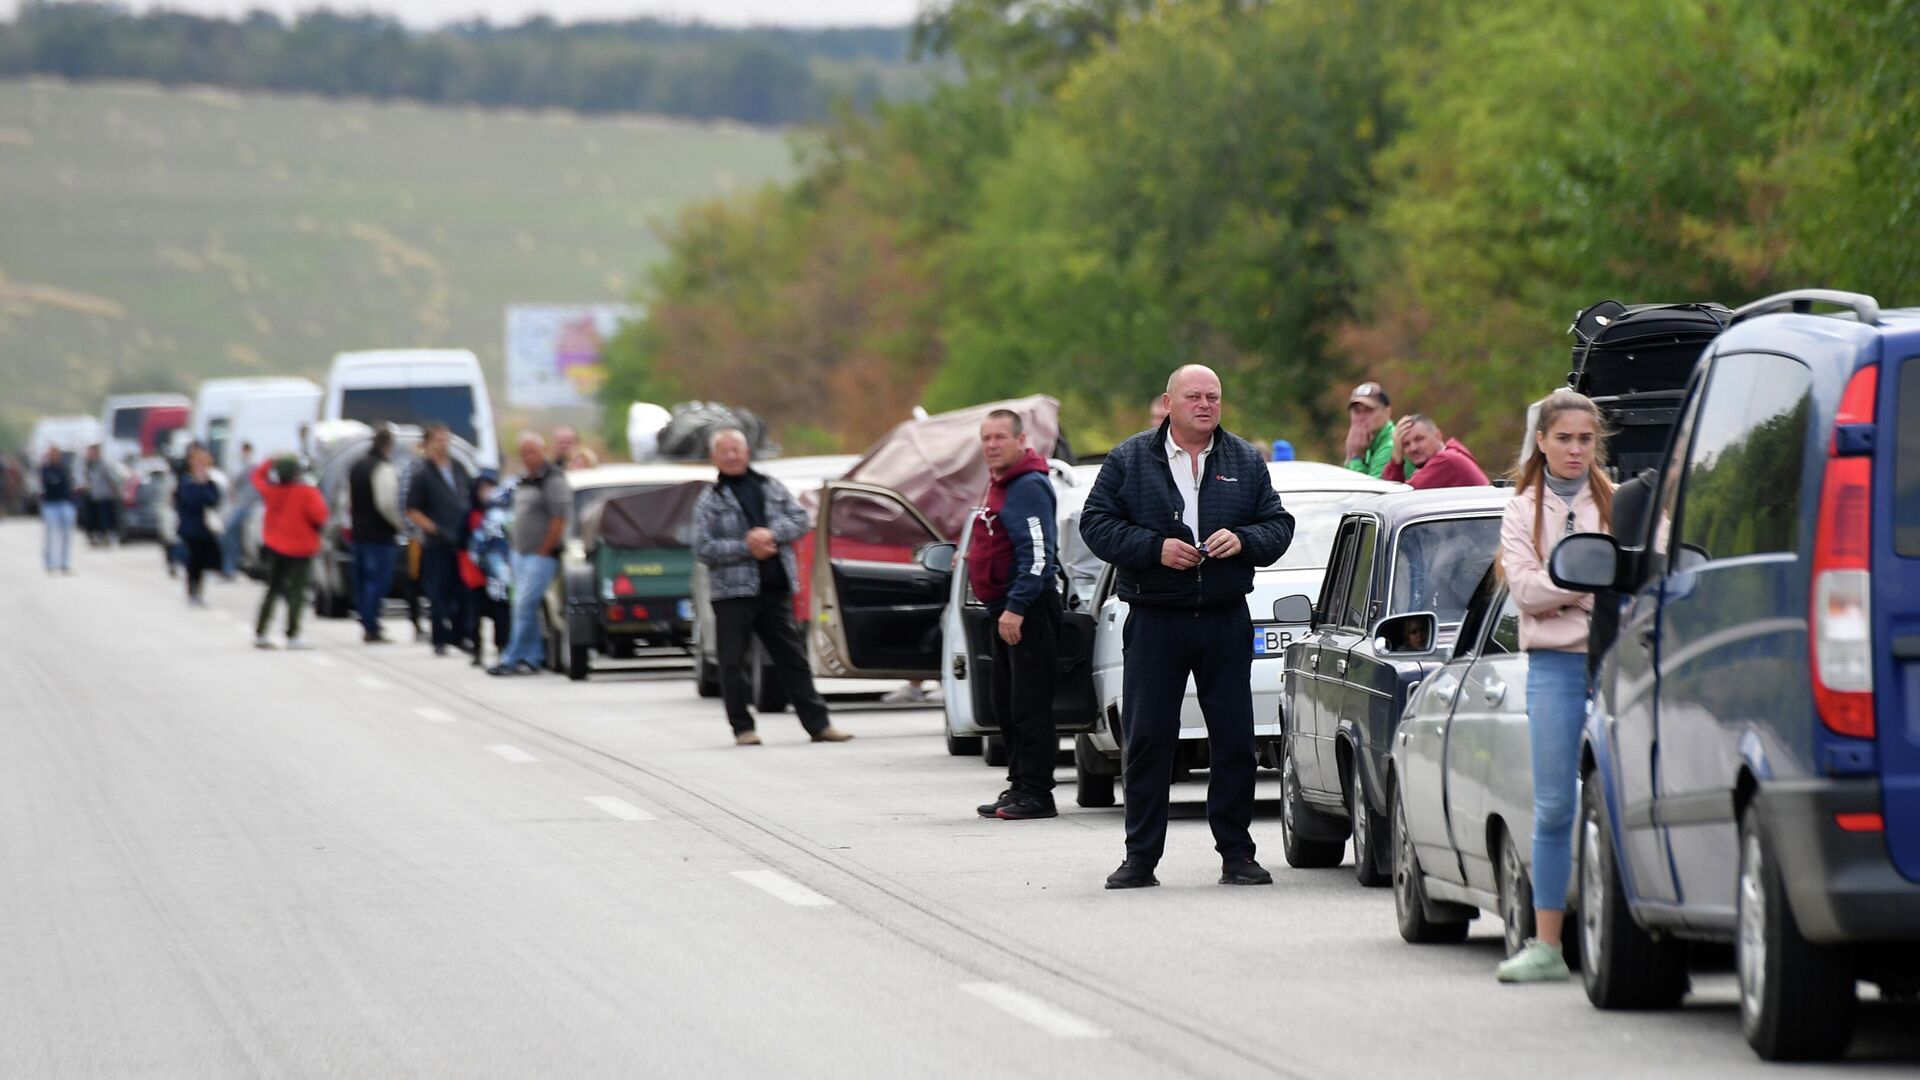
left=0, top=79, right=794, bottom=434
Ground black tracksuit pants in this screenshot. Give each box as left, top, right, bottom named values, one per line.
left=420, top=545, right=465, bottom=649
left=1119, top=606, right=1258, bottom=865
left=714, top=589, right=831, bottom=737
left=989, top=593, right=1061, bottom=796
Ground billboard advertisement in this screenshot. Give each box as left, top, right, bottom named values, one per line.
left=504, top=304, right=642, bottom=409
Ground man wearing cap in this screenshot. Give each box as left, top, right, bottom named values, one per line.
left=1344, top=382, right=1394, bottom=479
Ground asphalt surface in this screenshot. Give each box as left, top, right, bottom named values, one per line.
left=4, top=521, right=1917, bottom=1078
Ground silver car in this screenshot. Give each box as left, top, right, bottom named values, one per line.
left=1388, top=568, right=1577, bottom=957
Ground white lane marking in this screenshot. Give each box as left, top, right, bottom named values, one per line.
left=355, top=675, right=392, bottom=690
left=958, top=983, right=1108, bottom=1040
left=307, top=654, right=338, bottom=668
left=486, top=744, right=538, bottom=763
left=730, top=869, right=834, bottom=908
left=412, top=706, right=456, bottom=723
left=584, top=796, right=655, bottom=821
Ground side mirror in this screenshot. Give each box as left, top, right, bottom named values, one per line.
left=1548, top=532, right=1622, bottom=592
left=1271, top=593, right=1313, bottom=624
left=917, top=541, right=957, bottom=575
left=1374, top=611, right=1438, bottom=657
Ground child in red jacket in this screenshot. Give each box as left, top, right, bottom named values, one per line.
left=252, top=456, right=328, bottom=649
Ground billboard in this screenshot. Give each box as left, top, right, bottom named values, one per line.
left=504, top=304, right=642, bottom=409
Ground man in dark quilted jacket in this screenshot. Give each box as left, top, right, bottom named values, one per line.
left=1079, top=365, right=1295, bottom=889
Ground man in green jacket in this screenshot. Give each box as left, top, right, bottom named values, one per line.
left=1344, top=381, right=1394, bottom=478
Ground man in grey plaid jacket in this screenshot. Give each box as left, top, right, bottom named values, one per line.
left=693, top=428, right=853, bottom=746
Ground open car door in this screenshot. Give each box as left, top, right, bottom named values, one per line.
left=958, top=563, right=1100, bottom=736
left=811, top=482, right=949, bottom=679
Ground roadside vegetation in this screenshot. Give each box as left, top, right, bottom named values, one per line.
left=601, top=0, right=1920, bottom=457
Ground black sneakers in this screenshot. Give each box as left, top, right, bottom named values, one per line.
left=1105, top=860, right=1160, bottom=889
left=995, top=794, right=1057, bottom=820
left=976, top=790, right=1013, bottom=818
left=1219, top=857, right=1274, bottom=886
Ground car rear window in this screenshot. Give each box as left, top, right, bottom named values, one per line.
left=1389, top=517, right=1502, bottom=624
left=1897, top=358, right=1920, bottom=556
left=1272, top=491, right=1388, bottom=571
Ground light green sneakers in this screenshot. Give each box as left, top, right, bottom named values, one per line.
left=1496, top=939, right=1571, bottom=983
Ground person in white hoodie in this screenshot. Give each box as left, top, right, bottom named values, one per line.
left=1495, top=389, right=1617, bottom=984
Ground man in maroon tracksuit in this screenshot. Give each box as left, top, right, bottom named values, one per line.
left=1383, top=413, right=1490, bottom=489
left=966, top=410, right=1062, bottom=821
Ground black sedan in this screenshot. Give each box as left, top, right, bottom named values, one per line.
left=1276, top=486, right=1510, bottom=886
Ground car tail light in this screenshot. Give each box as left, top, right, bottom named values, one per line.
left=607, top=605, right=626, bottom=622
left=1810, top=365, right=1876, bottom=740
left=612, top=576, right=636, bottom=597
left=1834, top=812, right=1885, bottom=833
left=631, top=604, right=649, bottom=620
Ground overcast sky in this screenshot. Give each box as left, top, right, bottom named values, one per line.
left=2, top=0, right=926, bottom=28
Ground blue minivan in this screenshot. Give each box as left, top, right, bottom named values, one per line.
left=1549, top=289, right=1920, bottom=1061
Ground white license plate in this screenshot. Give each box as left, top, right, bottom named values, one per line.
left=1253, top=624, right=1294, bottom=657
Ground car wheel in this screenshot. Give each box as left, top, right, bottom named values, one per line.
left=983, top=734, right=1008, bottom=768
left=1578, top=774, right=1688, bottom=1009
left=567, top=643, right=591, bottom=682
left=695, top=655, right=720, bottom=698
left=1393, top=778, right=1472, bottom=944
left=752, top=659, right=788, bottom=713
left=945, top=733, right=983, bottom=757
left=1280, top=735, right=1345, bottom=870
left=1497, top=825, right=1537, bottom=958
left=1738, top=804, right=1855, bottom=1060
left=1350, top=761, right=1390, bottom=888
left=1076, top=763, right=1116, bottom=808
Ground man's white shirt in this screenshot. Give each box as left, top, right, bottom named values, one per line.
left=1164, top=429, right=1214, bottom=544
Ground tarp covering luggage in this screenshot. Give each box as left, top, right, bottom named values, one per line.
left=836, top=396, right=1064, bottom=540
left=580, top=479, right=710, bottom=551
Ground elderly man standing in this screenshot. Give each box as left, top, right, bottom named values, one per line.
left=1080, top=365, right=1296, bottom=889
left=1383, top=413, right=1490, bottom=489
left=693, top=428, right=852, bottom=746
left=489, top=432, right=570, bottom=676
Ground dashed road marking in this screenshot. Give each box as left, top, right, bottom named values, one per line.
left=731, top=869, right=834, bottom=907
left=958, top=983, right=1107, bottom=1039
left=412, top=705, right=456, bottom=723
left=486, top=744, right=538, bottom=764
left=307, top=654, right=338, bottom=668
left=584, top=795, right=655, bottom=821
left=355, top=675, right=392, bottom=690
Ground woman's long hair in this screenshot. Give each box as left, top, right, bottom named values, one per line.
left=1508, top=389, right=1617, bottom=562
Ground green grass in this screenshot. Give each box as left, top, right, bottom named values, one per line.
left=0, top=79, right=795, bottom=434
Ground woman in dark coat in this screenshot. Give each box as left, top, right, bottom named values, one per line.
left=172, top=445, right=224, bottom=607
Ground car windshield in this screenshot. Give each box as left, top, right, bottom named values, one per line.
left=1389, top=516, right=1502, bottom=624
left=340, top=385, right=478, bottom=446
left=1271, top=491, right=1387, bottom=570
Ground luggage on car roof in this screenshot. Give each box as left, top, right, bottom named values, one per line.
left=651, top=402, right=773, bottom=461
left=1566, top=300, right=1731, bottom=478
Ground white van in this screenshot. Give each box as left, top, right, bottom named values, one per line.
left=223, top=382, right=322, bottom=477
left=26, top=415, right=103, bottom=463
left=323, top=350, right=499, bottom=471
left=100, top=393, right=191, bottom=461
left=192, top=377, right=321, bottom=471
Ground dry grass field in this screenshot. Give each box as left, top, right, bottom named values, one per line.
left=0, top=79, right=793, bottom=434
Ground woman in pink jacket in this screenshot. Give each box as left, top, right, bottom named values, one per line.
left=1495, top=390, right=1616, bottom=984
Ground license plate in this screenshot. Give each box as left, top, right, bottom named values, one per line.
left=676, top=599, right=695, bottom=621
left=1253, top=624, right=1294, bottom=657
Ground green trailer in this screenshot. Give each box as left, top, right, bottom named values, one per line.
left=558, top=479, right=709, bottom=681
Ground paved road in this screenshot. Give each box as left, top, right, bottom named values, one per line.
left=3, top=522, right=1916, bottom=1078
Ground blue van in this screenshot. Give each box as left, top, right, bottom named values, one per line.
left=1549, top=289, right=1920, bottom=1061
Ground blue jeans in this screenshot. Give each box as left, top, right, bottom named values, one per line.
left=218, top=505, right=248, bottom=576
left=41, top=500, right=75, bottom=571
left=353, top=541, right=399, bottom=638
left=500, top=552, right=558, bottom=668
left=1527, top=649, right=1591, bottom=911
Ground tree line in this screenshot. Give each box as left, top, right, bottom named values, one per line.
left=0, top=1, right=925, bottom=125
left=599, top=0, right=1919, bottom=459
